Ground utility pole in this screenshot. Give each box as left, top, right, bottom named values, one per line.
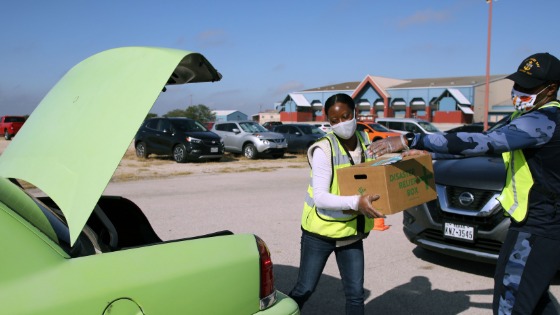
left=483, top=0, right=493, bottom=130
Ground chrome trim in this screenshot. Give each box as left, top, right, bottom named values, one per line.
left=260, top=290, right=277, bottom=310
left=436, top=184, right=502, bottom=217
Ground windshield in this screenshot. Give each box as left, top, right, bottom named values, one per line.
left=172, top=119, right=208, bottom=132
left=5, top=117, right=25, bottom=123
left=299, top=125, right=325, bottom=135
left=369, top=123, right=391, bottom=132
left=239, top=122, right=268, bottom=133
left=418, top=121, right=441, bottom=132
left=487, top=114, right=512, bottom=132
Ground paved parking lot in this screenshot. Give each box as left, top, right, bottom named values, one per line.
left=101, top=164, right=560, bottom=314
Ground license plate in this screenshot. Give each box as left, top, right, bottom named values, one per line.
left=210, top=147, right=218, bottom=153
left=443, top=222, right=475, bottom=242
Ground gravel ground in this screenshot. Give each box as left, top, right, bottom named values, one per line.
left=0, top=139, right=309, bottom=181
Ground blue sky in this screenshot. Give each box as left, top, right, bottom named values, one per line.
left=1, top=0, right=559, bottom=117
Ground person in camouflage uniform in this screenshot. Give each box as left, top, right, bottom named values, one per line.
left=370, top=52, right=560, bottom=315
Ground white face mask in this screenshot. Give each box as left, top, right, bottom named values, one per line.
left=511, top=85, right=549, bottom=113
left=332, top=118, right=357, bottom=140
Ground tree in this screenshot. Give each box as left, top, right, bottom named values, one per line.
left=164, top=109, right=187, bottom=117
left=184, top=104, right=215, bottom=122
left=145, top=113, right=158, bottom=120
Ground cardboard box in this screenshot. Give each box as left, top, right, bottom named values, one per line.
left=337, top=154, right=436, bottom=215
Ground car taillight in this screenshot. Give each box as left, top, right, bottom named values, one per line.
left=255, top=235, right=277, bottom=310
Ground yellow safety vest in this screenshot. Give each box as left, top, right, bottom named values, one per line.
left=497, top=101, right=560, bottom=222
left=301, top=131, right=374, bottom=239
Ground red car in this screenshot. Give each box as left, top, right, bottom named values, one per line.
left=0, top=115, right=26, bottom=140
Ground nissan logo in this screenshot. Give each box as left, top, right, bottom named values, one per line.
left=458, top=192, right=475, bottom=206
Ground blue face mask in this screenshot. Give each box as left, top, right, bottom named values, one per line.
left=332, top=118, right=356, bottom=139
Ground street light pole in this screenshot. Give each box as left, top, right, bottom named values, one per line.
left=483, top=0, right=493, bottom=130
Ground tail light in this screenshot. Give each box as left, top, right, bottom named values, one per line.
left=255, top=235, right=277, bottom=310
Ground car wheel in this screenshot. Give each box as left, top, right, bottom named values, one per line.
left=4, top=130, right=10, bottom=141
left=173, top=144, right=189, bottom=163
left=372, top=137, right=382, bottom=142
left=135, top=142, right=148, bottom=158
left=243, top=143, right=258, bottom=159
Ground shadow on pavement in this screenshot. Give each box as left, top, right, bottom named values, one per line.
left=274, top=265, right=493, bottom=315
left=412, top=246, right=560, bottom=285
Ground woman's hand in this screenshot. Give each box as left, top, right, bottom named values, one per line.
left=357, top=194, right=385, bottom=219
left=368, top=135, right=406, bottom=158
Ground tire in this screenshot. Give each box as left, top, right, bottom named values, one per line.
left=243, top=143, right=258, bottom=159
left=4, top=130, right=10, bottom=141
left=372, top=137, right=382, bottom=142
left=173, top=144, right=189, bottom=163
left=135, top=142, right=148, bottom=158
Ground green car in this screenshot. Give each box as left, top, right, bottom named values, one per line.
left=0, top=47, right=299, bottom=315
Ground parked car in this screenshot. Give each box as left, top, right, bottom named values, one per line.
left=402, top=114, right=512, bottom=264
left=0, top=47, right=299, bottom=314
left=310, top=122, right=332, bottom=133
left=445, top=122, right=496, bottom=133
left=134, top=117, right=224, bottom=163
left=272, top=124, right=324, bottom=153
left=376, top=117, right=441, bottom=135
left=356, top=122, right=401, bottom=142
left=0, top=115, right=26, bottom=140
left=212, top=121, right=287, bottom=159
left=262, top=121, right=283, bottom=131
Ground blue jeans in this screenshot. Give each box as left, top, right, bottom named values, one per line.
left=289, top=233, right=365, bottom=315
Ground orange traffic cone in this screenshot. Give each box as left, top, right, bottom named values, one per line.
left=373, top=218, right=390, bottom=231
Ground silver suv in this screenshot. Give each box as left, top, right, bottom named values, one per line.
left=212, top=121, right=287, bottom=159
left=376, top=117, right=441, bottom=135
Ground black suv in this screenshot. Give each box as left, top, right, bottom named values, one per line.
left=403, top=115, right=511, bottom=264
left=134, top=117, right=224, bottom=163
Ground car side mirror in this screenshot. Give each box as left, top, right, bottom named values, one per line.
left=295, top=132, right=301, bottom=136
left=232, top=128, right=240, bottom=134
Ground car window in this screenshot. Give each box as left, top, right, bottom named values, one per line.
left=311, top=126, right=326, bottom=135
left=216, top=123, right=234, bottom=132
left=159, top=120, right=172, bottom=132
left=145, top=119, right=159, bottom=130
left=370, top=123, right=391, bottom=132
left=172, top=119, right=207, bottom=132
left=6, top=117, right=25, bottom=123
left=404, top=123, right=420, bottom=133
left=488, top=114, right=512, bottom=132
left=417, top=121, right=441, bottom=132
left=298, top=125, right=317, bottom=135
left=288, top=126, right=299, bottom=134
left=239, top=122, right=268, bottom=133
left=387, top=121, right=403, bottom=131
left=356, top=124, right=366, bottom=132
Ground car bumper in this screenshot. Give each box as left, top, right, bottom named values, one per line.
left=258, top=291, right=300, bottom=315
left=255, top=142, right=287, bottom=154
left=402, top=199, right=510, bottom=264
left=188, top=144, right=224, bottom=160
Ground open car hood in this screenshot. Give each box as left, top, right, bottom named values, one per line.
left=0, top=47, right=221, bottom=245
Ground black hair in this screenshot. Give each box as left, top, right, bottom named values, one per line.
left=324, top=93, right=355, bottom=116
